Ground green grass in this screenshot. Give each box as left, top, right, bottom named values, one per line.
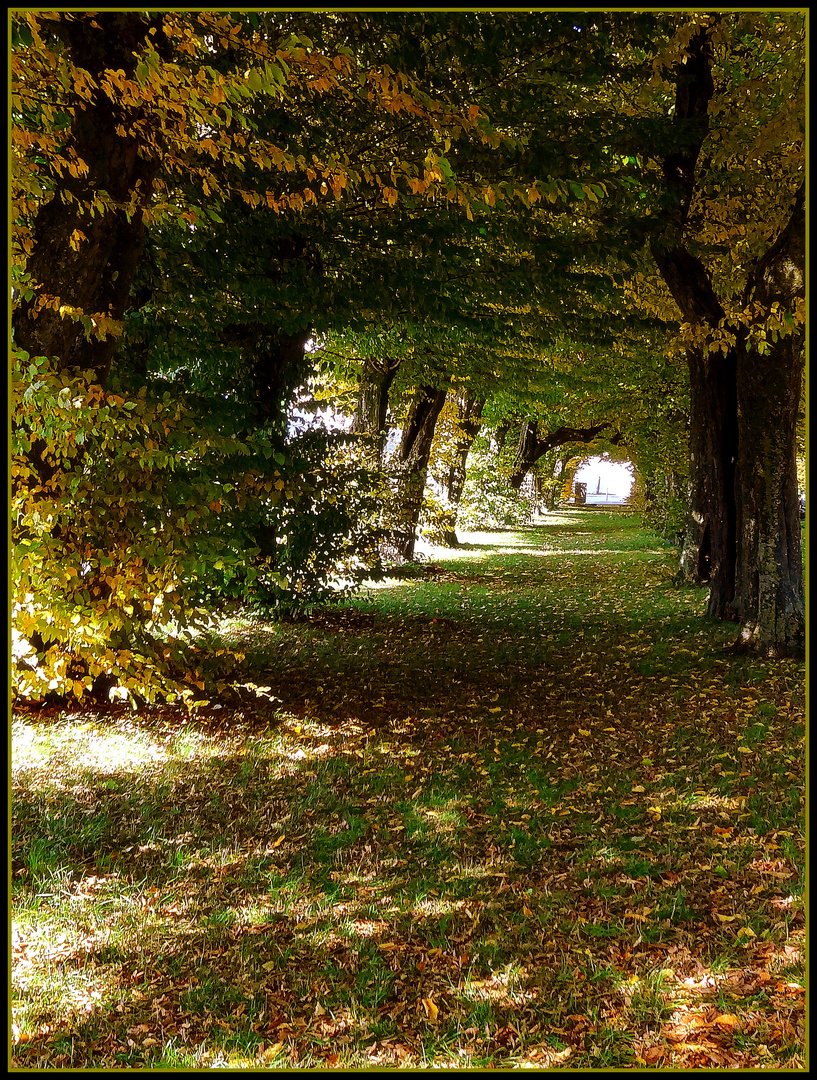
left=12, top=510, right=804, bottom=1069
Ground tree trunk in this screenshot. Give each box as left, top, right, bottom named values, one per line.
left=730, top=183, right=805, bottom=657
left=441, top=395, right=485, bottom=546
left=674, top=342, right=738, bottom=618
left=510, top=419, right=613, bottom=489
left=648, top=244, right=740, bottom=618
left=351, top=356, right=401, bottom=466
left=392, top=386, right=448, bottom=560
left=12, top=13, right=166, bottom=385
left=490, top=419, right=512, bottom=454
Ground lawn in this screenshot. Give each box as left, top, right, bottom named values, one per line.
left=11, top=510, right=805, bottom=1069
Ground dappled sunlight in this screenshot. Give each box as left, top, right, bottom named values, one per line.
left=12, top=512, right=804, bottom=1069
left=12, top=717, right=169, bottom=782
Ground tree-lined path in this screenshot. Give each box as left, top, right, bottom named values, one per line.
left=12, top=10, right=805, bottom=714
left=12, top=511, right=805, bottom=1068
left=12, top=10, right=805, bottom=1070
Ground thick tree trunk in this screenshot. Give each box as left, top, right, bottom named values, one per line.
left=440, top=395, right=485, bottom=546
left=255, top=330, right=312, bottom=430
left=653, top=182, right=804, bottom=657
left=12, top=13, right=165, bottom=384
left=675, top=343, right=738, bottom=617
left=650, top=248, right=738, bottom=620
left=730, top=183, right=805, bottom=657
left=731, top=339, right=804, bottom=656
left=392, top=386, right=448, bottom=560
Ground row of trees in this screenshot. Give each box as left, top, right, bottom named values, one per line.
left=11, top=10, right=805, bottom=704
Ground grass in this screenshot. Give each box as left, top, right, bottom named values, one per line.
left=12, top=510, right=805, bottom=1069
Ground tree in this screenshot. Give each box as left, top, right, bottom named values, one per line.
left=425, top=393, right=486, bottom=546
left=645, top=13, right=805, bottom=655
left=730, top=183, right=805, bottom=654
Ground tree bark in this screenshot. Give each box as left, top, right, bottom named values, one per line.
left=490, top=419, right=513, bottom=454
left=440, top=394, right=485, bottom=546
left=651, top=247, right=739, bottom=617
left=351, top=356, right=401, bottom=466
left=731, top=182, right=805, bottom=657
left=392, top=386, right=448, bottom=560
left=12, top=13, right=166, bottom=384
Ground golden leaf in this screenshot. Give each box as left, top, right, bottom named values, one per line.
left=421, top=998, right=439, bottom=1022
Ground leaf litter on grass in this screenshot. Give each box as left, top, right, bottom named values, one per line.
left=12, top=511, right=804, bottom=1069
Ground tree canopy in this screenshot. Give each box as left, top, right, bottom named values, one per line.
left=11, top=9, right=806, bottom=703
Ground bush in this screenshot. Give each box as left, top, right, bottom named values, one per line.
left=11, top=352, right=382, bottom=704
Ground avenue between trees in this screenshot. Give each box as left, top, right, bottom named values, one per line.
left=11, top=10, right=806, bottom=706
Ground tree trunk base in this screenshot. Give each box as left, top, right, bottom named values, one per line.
left=727, top=623, right=805, bottom=661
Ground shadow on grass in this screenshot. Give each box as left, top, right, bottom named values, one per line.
left=12, top=512, right=805, bottom=1068
left=13, top=684, right=805, bottom=1069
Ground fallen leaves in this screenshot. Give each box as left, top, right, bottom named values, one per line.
left=11, top=516, right=805, bottom=1071
left=420, top=997, right=439, bottom=1022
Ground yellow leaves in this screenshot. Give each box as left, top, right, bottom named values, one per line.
left=100, top=68, right=127, bottom=99
left=69, top=64, right=98, bottom=102
left=713, top=1012, right=741, bottom=1031
left=420, top=998, right=439, bottom=1023
left=624, top=907, right=653, bottom=921
left=65, top=158, right=89, bottom=180
left=382, top=186, right=399, bottom=207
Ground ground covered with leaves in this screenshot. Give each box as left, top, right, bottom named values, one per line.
left=12, top=510, right=805, bottom=1069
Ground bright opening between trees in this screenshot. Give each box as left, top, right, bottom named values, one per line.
left=573, top=456, right=634, bottom=505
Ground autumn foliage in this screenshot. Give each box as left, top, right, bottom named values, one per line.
left=11, top=10, right=805, bottom=705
